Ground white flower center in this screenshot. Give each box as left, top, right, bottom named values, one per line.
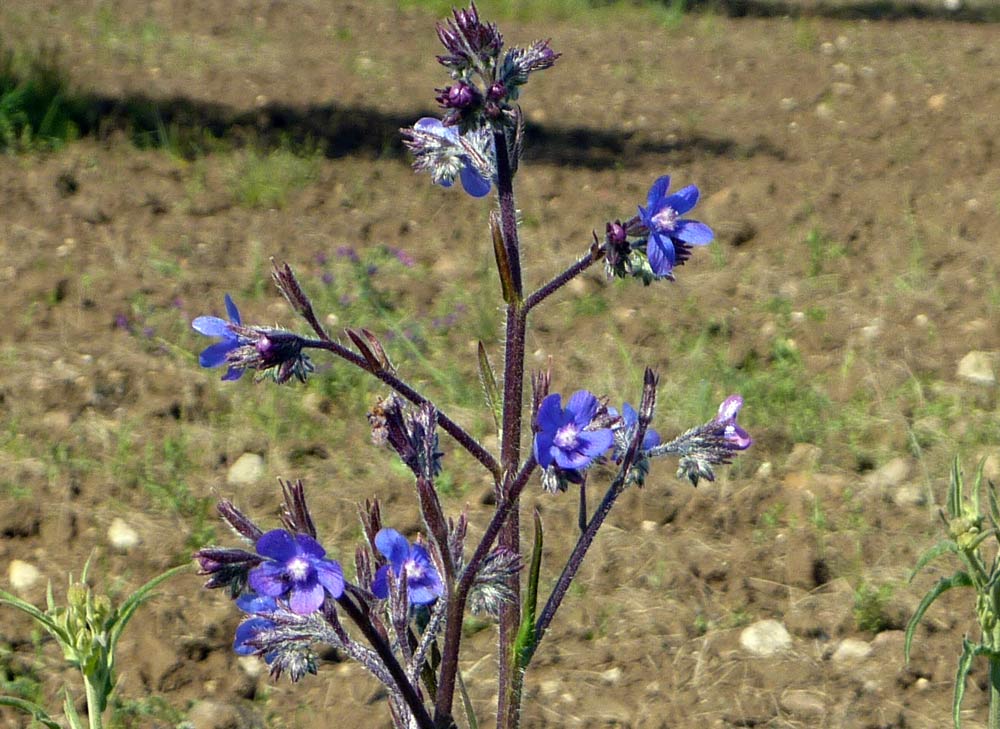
left=651, top=206, right=678, bottom=231
left=405, top=559, right=425, bottom=580
left=554, top=424, right=579, bottom=450
left=286, top=556, right=310, bottom=581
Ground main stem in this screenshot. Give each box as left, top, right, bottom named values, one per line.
left=495, top=127, right=526, bottom=729
left=83, top=677, right=103, bottom=729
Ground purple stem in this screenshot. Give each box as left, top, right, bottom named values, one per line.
left=336, top=593, right=435, bottom=729
left=302, top=338, right=500, bottom=479
left=523, top=249, right=602, bottom=314
left=531, top=373, right=656, bottom=656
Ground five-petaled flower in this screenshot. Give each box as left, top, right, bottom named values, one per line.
left=534, top=391, right=614, bottom=471
left=371, top=528, right=444, bottom=606
left=248, top=529, right=344, bottom=615
left=192, top=294, right=246, bottom=380
left=638, top=176, right=714, bottom=278
left=713, top=395, right=752, bottom=450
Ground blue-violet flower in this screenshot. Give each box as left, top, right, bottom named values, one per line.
left=192, top=294, right=246, bottom=380
left=534, top=391, right=614, bottom=471
left=638, top=176, right=714, bottom=278
left=233, top=592, right=278, bottom=659
left=248, top=529, right=344, bottom=615
left=404, top=117, right=492, bottom=197
left=613, top=403, right=661, bottom=452
left=371, top=528, right=444, bottom=606
left=714, top=394, right=752, bottom=450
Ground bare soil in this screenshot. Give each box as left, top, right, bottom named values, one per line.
left=1, top=1, right=999, bottom=727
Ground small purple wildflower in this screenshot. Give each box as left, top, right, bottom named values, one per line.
left=336, top=246, right=359, bottom=262
left=371, top=528, right=444, bottom=606
left=248, top=529, right=344, bottom=615
left=192, top=294, right=245, bottom=381
left=713, top=395, right=752, bottom=450
left=638, top=176, right=714, bottom=278
left=321, top=272, right=334, bottom=286
left=533, top=391, right=614, bottom=471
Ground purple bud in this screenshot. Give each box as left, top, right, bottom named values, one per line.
left=486, top=82, right=507, bottom=102
left=436, top=83, right=481, bottom=110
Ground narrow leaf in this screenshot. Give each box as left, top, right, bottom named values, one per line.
left=909, top=540, right=960, bottom=581
left=986, top=476, right=1000, bottom=528
left=948, top=456, right=963, bottom=520
left=63, top=688, right=84, bottom=729
left=953, top=637, right=983, bottom=729
left=515, top=509, right=544, bottom=670
left=905, top=571, right=974, bottom=662
left=0, top=588, right=71, bottom=645
left=109, top=564, right=189, bottom=648
left=0, top=696, right=61, bottom=729
left=491, top=210, right=516, bottom=305
left=457, top=667, right=480, bottom=729
left=477, top=341, right=502, bottom=432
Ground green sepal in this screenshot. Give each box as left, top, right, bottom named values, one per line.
left=477, top=341, right=502, bottom=434
left=948, top=456, right=964, bottom=519
left=905, top=571, right=974, bottom=663
left=514, top=509, right=544, bottom=670
left=0, top=696, right=61, bottom=729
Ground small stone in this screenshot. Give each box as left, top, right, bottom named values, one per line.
left=8, top=560, right=41, bottom=592
left=756, top=462, right=773, bottom=479
left=780, top=690, right=827, bottom=718
left=640, top=520, right=658, bottom=533
left=913, top=314, right=929, bottom=328
left=927, top=93, right=947, bottom=111
left=832, top=62, right=852, bottom=79
left=834, top=35, right=849, bottom=51
left=957, top=351, right=997, bottom=386
left=107, top=518, right=140, bottom=552
left=943, top=0, right=961, bottom=10
left=790, top=311, right=806, bottom=324
left=820, top=41, right=836, bottom=55
left=832, top=82, right=855, bottom=97
left=863, top=457, right=911, bottom=490
left=600, top=666, right=623, bottom=685
left=893, top=485, right=926, bottom=507
left=780, top=97, right=798, bottom=111
left=833, top=637, right=871, bottom=662
left=879, top=92, right=898, bottom=115
left=227, top=453, right=265, bottom=486
left=786, top=443, right=822, bottom=471
left=739, top=619, right=792, bottom=657
left=859, top=65, right=876, bottom=79
left=915, top=676, right=931, bottom=691
left=815, top=102, right=833, bottom=120
left=187, top=699, right=242, bottom=729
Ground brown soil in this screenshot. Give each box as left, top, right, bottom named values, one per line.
left=1, top=1, right=999, bottom=728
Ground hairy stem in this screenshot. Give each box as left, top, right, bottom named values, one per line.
left=337, top=594, right=436, bottom=729
left=304, top=338, right=499, bottom=479
left=523, top=249, right=602, bottom=314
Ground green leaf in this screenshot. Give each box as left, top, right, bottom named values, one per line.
left=63, top=686, right=85, bottom=729
left=0, top=587, right=73, bottom=646
left=456, top=667, right=479, bottom=729
left=0, top=696, right=61, bottom=729
left=909, top=540, right=960, bottom=581
left=108, top=564, right=188, bottom=650
left=986, top=474, right=1000, bottom=528
left=905, top=571, right=975, bottom=662
left=953, top=637, right=985, bottom=729
left=477, top=341, right=502, bottom=433
left=515, top=509, right=544, bottom=671
left=948, top=456, right=963, bottom=520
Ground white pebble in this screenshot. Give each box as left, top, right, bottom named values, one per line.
left=8, top=560, right=41, bottom=592
left=108, top=518, right=141, bottom=552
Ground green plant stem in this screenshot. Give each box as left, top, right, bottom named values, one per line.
left=84, top=678, right=103, bottom=729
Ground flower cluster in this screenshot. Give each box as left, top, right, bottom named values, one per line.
left=603, top=176, right=714, bottom=283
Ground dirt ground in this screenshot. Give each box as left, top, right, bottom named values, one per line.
left=1, top=1, right=999, bottom=727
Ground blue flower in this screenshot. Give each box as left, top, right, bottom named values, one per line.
left=192, top=294, right=245, bottom=381
left=248, top=529, right=345, bottom=615
left=533, top=391, right=614, bottom=471
left=233, top=592, right=278, bottom=659
left=612, top=403, right=661, bottom=453
left=371, top=528, right=444, bottom=606
left=638, top=176, right=714, bottom=277
left=406, top=117, right=492, bottom=198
